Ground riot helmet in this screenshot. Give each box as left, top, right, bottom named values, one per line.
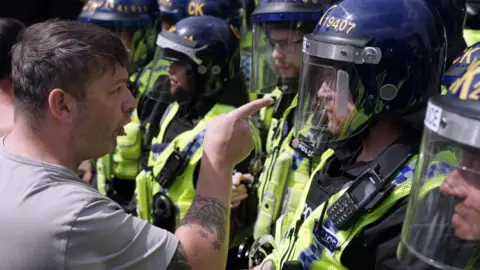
left=250, top=0, right=333, bottom=95
left=150, top=15, right=241, bottom=102
left=158, top=0, right=189, bottom=31
left=398, top=60, right=480, bottom=269
left=78, top=0, right=158, bottom=69
left=294, top=0, right=446, bottom=151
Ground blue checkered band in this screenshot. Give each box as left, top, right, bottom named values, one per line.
left=242, top=51, right=252, bottom=84
left=182, top=129, right=206, bottom=158
left=392, top=158, right=417, bottom=185
left=425, top=161, right=452, bottom=179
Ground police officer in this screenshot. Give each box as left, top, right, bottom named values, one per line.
left=398, top=59, right=480, bottom=269
left=78, top=0, right=159, bottom=73
left=134, top=0, right=245, bottom=202
left=132, top=0, right=189, bottom=103
left=253, top=0, right=447, bottom=268
left=465, top=0, right=480, bottom=45
left=139, top=0, right=243, bottom=133
left=237, top=0, right=332, bottom=259
left=134, top=15, right=262, bottom=269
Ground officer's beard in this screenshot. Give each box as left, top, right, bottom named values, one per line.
left=171, top=86, right=192, bottom=103
left=277, top=76, right=299, bottom=94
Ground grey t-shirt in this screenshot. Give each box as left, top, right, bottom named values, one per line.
left=0, top=137, right=178, bottom=270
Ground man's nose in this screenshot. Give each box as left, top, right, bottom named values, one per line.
left=271, top=46, right=284, bottom=59
left=440, top=169, right=468, bottom=202
left=122, top=88, right=136, bottom=115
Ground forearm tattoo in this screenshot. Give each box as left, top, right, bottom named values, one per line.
left=179, top=195, right=229, bottom=250
left=166, top=242, right=192, bottom=270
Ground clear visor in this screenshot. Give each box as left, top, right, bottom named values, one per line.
left=251, top=22, right=304, bottom=94
left=155, top=33, right=205, bottom=65
left=144, top=33, right=201, bottom=101
left=398, top=128, right=480, bottom=269
left=144, top=47, right=174, bottom=101
left=294, top=53, right=372, bottom=145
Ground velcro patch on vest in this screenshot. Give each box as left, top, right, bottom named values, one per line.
left=312, top=219, right=339, bottom=255
left=290, top=138, right=315, bottom=158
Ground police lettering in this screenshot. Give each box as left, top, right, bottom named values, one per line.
left=319, top=15, right=356, bottom=34
left=83, top=1, right=148, bottom=13
left=188, top=1, right=205, bottom=16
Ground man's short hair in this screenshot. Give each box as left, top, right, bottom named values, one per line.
left=11, top=20, right=129, bottom=123
left=0, top=18, right=25, bottom=78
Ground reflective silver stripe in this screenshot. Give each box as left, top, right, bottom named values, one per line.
left=302, top=36, right=382, bottom=64
left=156, top=34, right=205, bottom=65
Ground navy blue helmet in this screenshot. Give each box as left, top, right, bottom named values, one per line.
left=185, top=0, right=242, bottom=29
left=155, top=15, right=241, bottom=96
left=158, top=0, right=188, bottom=26
left=79, top=0, right=156, bottom=30
left=78, top=0, right=159, bottom=69
left=294, top=0, right=446, bottom=146
left=250, top=0, right=333, bottom=94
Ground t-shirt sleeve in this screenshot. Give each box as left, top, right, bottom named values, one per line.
left=65, top=197, right=179, bottom=270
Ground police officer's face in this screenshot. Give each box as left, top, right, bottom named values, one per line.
left=440, top=152, right=480, bottom=240
left=167, top=62, right=190, bottom=96
left=269, top=28, right=303, bottom=79
left=315, top=69, right=356, bottom=135
left=161, top=22, right=172, bottom=32
left=74, top=63, right=135, bottom=158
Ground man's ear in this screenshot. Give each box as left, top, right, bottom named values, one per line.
left=48, top=89, right=79, bottom=123
left=0, top=77, right=13, bottom=97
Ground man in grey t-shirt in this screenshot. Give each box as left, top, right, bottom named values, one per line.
left=0, top=138, right=178, bottom=269
left=0, top=20, right=273, bottom=269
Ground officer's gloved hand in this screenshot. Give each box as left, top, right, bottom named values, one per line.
left=231, top=172, right=254, bottom=208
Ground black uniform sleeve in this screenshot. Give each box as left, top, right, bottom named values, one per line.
left=371, top=199, right=409, bottom=270
left=341, top=198, right=409, bottom=270
left=370, top=199, right=441, bottom=270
